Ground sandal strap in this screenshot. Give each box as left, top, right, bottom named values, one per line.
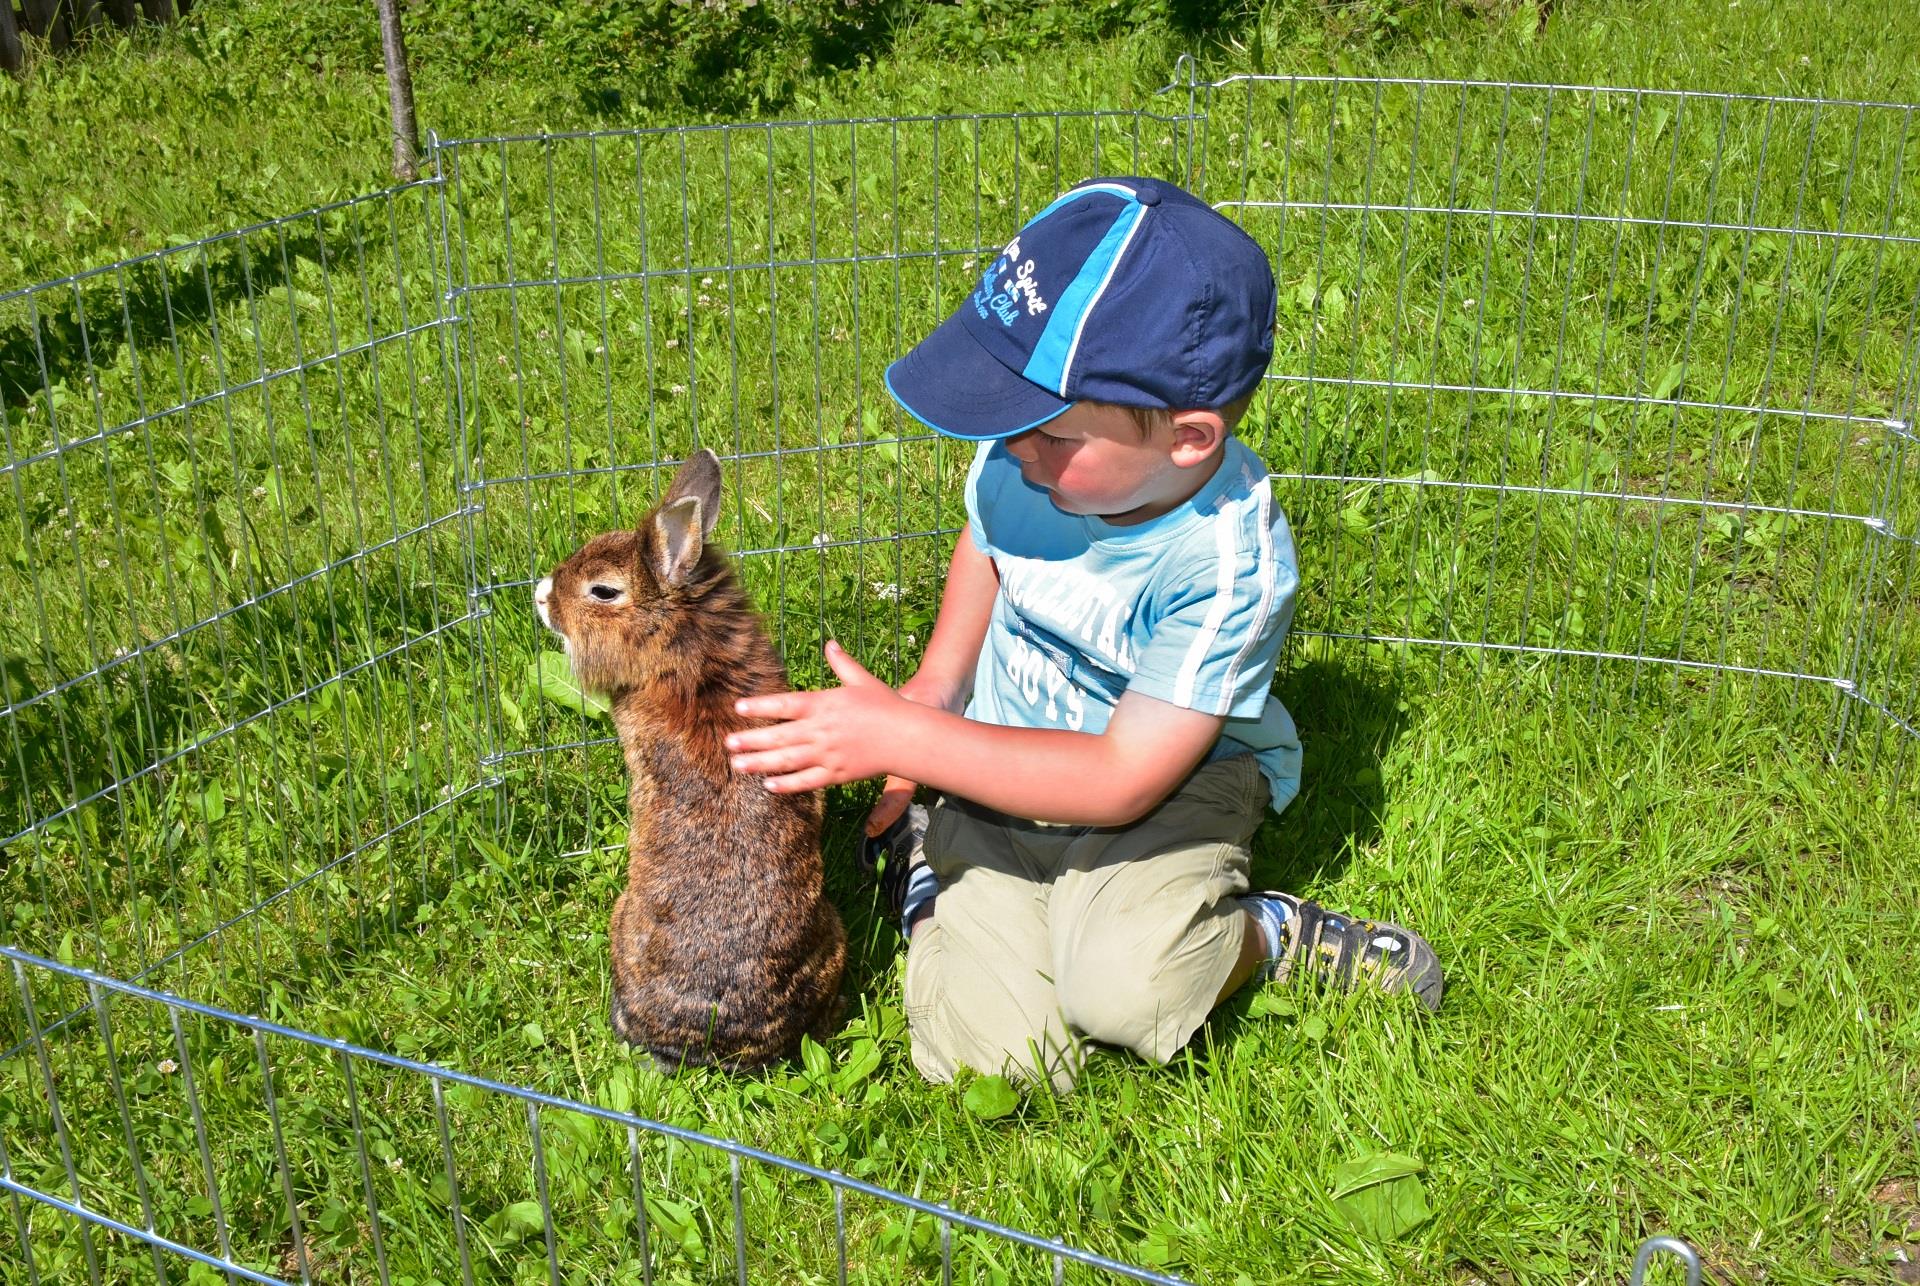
left=1289, top=897, right=1325, bottom=962
left=863, top=805, right=928, bottom=918
left=1329, top=917, right=1359, bottom=985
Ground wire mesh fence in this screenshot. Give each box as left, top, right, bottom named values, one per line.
left=2, top=62, right=1914, bottom=1281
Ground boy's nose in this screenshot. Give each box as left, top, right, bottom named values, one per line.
left=1004, top=430, right=1039, bottom=463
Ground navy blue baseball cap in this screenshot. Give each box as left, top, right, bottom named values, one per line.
left=884, top=177, right=1277, bottom=441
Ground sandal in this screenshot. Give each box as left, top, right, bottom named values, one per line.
left=1249, top=892, right=1444, bottom=1011
left=860, top=802, right=932, bottom=924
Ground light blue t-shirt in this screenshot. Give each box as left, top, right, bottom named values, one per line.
left=964, top=436, right=1303, bottom=814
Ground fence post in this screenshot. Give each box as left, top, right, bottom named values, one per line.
left=376, top=0, right=421, bottom=181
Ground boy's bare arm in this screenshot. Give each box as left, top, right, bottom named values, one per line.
left=729, top=657, right=1225, bottom=827
left=861, top=528, right=996, bottom=834
left=899, top=526, right=998, bottom=713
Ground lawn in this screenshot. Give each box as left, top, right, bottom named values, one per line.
left=3, top=0, right=1919, bottom=1282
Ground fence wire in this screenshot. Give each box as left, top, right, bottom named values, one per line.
left=2, top=65, right=1914, bottom=1281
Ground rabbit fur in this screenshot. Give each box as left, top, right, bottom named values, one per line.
left=534, top=449, right=846, bottom=1068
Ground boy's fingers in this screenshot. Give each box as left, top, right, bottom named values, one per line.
left=723, top=725, right=794, bottom=752
left=763, top=767, right=835, bottom=794
left=734, top=691, right=809, bottom=719
left=823, top=639, right=878, bottom=688
left=728, top=745, right=815, bottom=776
left=864, top=777, right=916, bottom=837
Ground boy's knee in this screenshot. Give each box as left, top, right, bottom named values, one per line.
left=1054, top=950, right=1165, bottom=1053
left=1054, top=907, right=1243, bottom=1061
left=903, top=918, right=1082, bottom=1094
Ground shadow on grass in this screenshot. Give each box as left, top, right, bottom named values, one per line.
left=1254, top=654, right=1409, bottom=894
left=2, top=222, right=354, bottom=411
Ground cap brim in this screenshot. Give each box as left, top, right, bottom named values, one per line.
left=884, top=308, right=1071, bottom=441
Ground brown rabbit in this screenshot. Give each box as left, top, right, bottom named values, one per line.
left=533, top=449, right=846, bottom=1068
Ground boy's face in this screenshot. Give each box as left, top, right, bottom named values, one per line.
left=1003, top=402, right=1221, bottom=525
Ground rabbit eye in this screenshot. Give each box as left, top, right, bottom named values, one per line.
left=588, top=584, right=623, bottom=602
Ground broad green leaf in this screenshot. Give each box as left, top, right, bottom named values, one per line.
left=602, top=1068, right=634, bottom=1114
left=962, top=1074, right=1019, bottom=1120
left=503, top=1200, right=546, bottom=1235
left=1331, top=1153, right=1425, bottom=1196
left=1643, top=105, right=1672, bottom=147
left=1331, top=1152, right=1432, bottom=1241
left=645, top=1194, right=706, bottom=1259
left=498, top=686, right=527, bottom=736
left=1248, top=989, right=1294, bottom=1019
left=800, top=1034, right=832, bottom=1083
left=528, top=651, right=609, bottom=718
left=834, top=1038, right=883, bottom=1094
left=1652, top=361, right=1685, bottom=401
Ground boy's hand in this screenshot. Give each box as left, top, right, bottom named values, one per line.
left=728, top=641, right=908, bottom=794
left=864, top=775, right=919, bottom=837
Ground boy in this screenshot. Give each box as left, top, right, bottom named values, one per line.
left=726, top=177, right=1440, bottom=1093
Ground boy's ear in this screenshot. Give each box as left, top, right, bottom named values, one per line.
left=1167, top=409, right=1227, bottom=468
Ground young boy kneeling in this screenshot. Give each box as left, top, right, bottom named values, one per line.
left=728, top=177, right=1441, bottom=1093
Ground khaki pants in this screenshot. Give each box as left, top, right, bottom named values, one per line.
left=902, top=754, right=1265, bottom=1095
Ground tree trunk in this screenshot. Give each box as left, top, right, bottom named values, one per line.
left=68, top=0, right=102, bottom=35
left=102, top=0, right=138, bottom=28
left=21, top=0, right=71, bottom=50
left=0, top=2, right=23, bottom=74
left=375, top=0, right=420, bottom=181
left=137, top=0, right=173, bottom=22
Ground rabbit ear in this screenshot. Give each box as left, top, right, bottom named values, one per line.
left=663, top=448, right=723, bottom=541
left=651, top=496, right=706, bottom=587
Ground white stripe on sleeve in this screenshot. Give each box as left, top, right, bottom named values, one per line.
left=1172, top=505, right=1242, bottom=709
left=1219, top=466, right=1279, bottom=704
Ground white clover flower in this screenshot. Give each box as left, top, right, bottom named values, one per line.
left=870, top=581, right=904, bottom=602
left=158, top=1058, right=179, bottom=1075
left=811, top=532, right=831, bottom=547
left=665, top=338, right=680, bottom=349
left=671, top=383, right=687, bottom=396
left=252, top=485, right=267, bottom=498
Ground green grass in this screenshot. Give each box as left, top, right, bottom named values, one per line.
left=4, top=0, right=1920, bottom=1282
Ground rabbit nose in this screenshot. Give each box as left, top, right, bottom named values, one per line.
left=534, top=577, right=553, bottom=625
